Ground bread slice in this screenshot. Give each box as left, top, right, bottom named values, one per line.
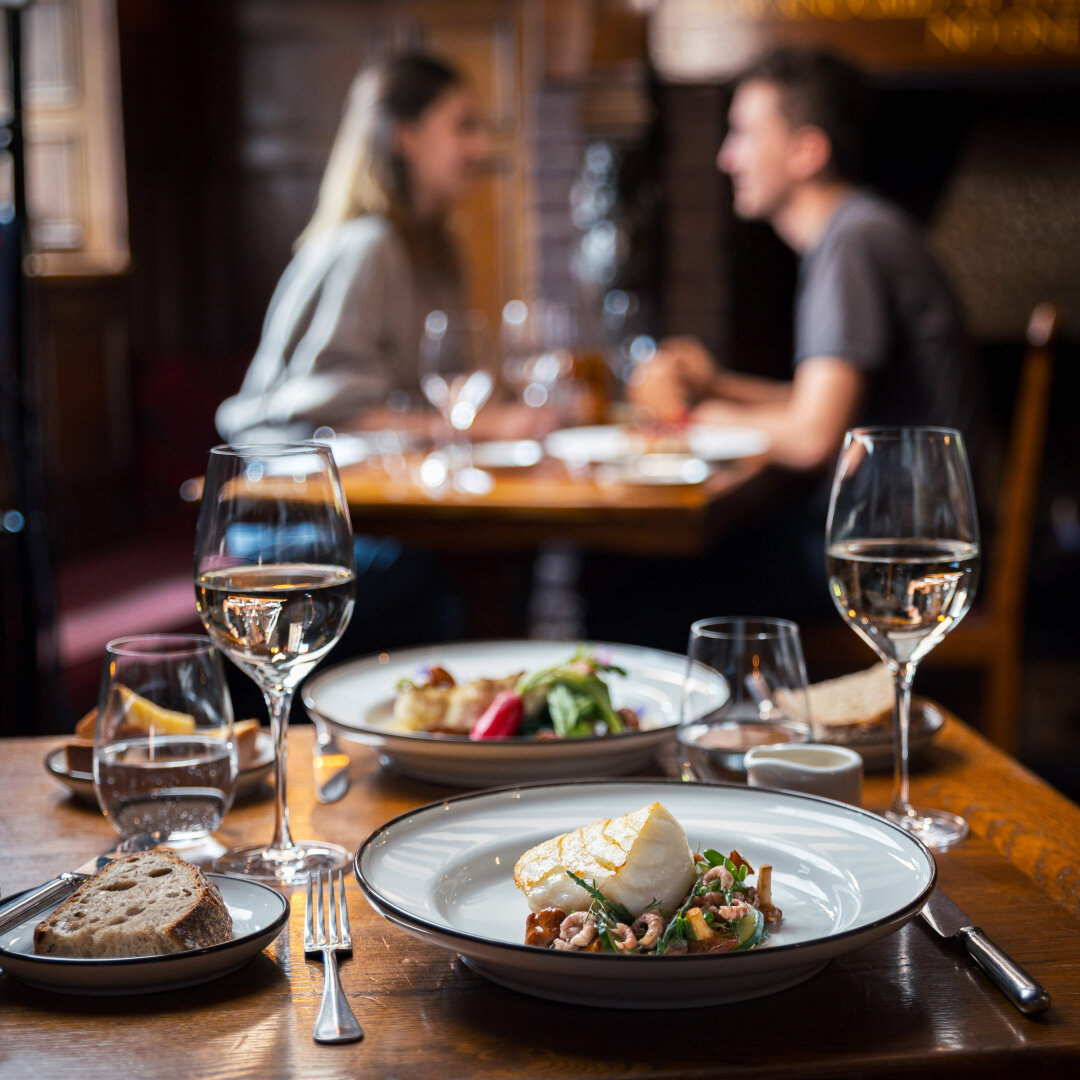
left=800, top=665, right=894, bottom=741
left=514, top=802, right=696, bottom=919
left=33, top=850, right=233, bottom=958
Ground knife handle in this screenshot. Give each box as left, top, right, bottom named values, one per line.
left=0, top=873, right=81, bottom=934
left=958, top=925, right=1052, bottom=1015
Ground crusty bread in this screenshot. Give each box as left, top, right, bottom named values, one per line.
left=799, top=665, right=894, bottom=741
left=33, top=850, right=232, bottom=958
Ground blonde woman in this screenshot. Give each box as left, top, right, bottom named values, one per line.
left=217, top=53, right=486, bottom=441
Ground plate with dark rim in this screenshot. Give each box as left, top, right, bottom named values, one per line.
left=354, top=778, right=935, bottom=1009
left=303, top=640, right=726, bottom=787
left=0, top=873, right=289, bottom=994
left=44, top=731, right=275, bottom=803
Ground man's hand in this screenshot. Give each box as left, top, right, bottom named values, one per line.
left=627, top=336, right=719, bottom=423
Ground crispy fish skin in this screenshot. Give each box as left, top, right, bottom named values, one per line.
left=392, top=674, right=521, bottom=733
left=513, top=802, right=696, bottom=919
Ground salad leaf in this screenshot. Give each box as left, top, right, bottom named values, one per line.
left=515, top=646, right=626, bottom=735
left=547, top=683, right=597, bottom=738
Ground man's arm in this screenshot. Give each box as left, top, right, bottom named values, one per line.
left=692, top=357, right=865, bottom=471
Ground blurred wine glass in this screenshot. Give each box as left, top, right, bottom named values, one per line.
left=500, top=299, right=572, bottom=411
left=420, top=309, right=496, bottom=491
left=194, top=442, right=356, bottom=882
left=826, top=426, right=980, bottom=850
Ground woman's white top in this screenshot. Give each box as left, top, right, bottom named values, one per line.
left=216, top=216, right=459, bottom=440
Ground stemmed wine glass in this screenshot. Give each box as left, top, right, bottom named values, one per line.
left=194, top=443, right=356, bottom=882
left=500, top=298, right=572, bottom=410
left=419, top=309, right=496, bottom=491
left=826, top=427, right=980, bottom=850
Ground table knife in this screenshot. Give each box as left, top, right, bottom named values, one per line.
left=920, top=889, right=1051, bottom=1015
left=312, top=716, right=351, bottom=804
left=0, top=831, right=164, bottom=933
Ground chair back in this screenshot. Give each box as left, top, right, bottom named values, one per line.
left=986, top=303, right=1058, bottom=624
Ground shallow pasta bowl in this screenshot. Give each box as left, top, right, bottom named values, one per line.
left=353, top=778, right=936, bottom=1009
left=303, top=640, right=723, bottom=786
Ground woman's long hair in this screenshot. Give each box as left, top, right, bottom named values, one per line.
left=295, top=52, right=463, bottom=278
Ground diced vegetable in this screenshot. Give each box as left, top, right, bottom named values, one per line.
left=469, top=691, right=524, bottom=740
left=734, top=906, right=765, bottom=950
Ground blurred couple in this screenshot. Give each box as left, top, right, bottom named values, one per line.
left=216, top=45, right=981, bottom=650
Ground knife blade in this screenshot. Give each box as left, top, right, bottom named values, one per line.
left=0, top=831, right=165, bottom=934
left=920, top=888, right=1051, bottom=1015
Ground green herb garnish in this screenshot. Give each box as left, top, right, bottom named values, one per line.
left=566, top=870, right=634, bottom=924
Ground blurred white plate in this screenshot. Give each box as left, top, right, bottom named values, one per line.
left=45, top=731, right=275, bottom=803
left=303, top=640, right=726, bottom=787
left=545, top=424, right=769, bottom=465
left=354, top=778, right=935, bottom=1009
left=470, top=440, right=543, bottom=468
left=0, top=873, right=289, bottom=995
left=594, top=453, right=710, bottom=486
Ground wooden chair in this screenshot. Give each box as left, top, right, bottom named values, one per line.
left=803, top=303, right=1059, bottom=754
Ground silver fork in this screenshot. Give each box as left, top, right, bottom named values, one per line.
left=304, top=869, right=364, bottom=1044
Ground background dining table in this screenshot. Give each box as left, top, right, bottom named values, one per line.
left=2, top=708, right=1079, bottom=1079
left=337, top=449, right=773, bottom=557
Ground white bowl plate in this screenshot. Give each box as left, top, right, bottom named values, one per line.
left=545, top=424, right=770, bottom=466
left=303, top=640, right=725, bottom=786
left=355, top=778, right=935, bottom=1009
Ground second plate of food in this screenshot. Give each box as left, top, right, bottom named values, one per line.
left=303, top=640, right=724, bottom=786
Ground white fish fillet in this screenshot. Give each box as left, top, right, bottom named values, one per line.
left=513, top=802, right=696, bottom=919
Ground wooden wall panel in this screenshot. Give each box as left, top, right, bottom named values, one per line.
left=231, top=0, right=532, bottom=354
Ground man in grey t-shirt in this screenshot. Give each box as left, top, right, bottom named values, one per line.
left=589, top=48, right=980, bottom=643
left=633, top=47, right=978, bottom=472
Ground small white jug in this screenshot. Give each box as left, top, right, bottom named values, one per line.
left=744, top=743, right=863, bottom=806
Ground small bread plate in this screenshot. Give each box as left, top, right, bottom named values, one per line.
left=816, top=698, right=945, bottom=771
left=0, top=874, right=289, bottom=995
left=45, top=730, right=275, bottom=803
left=354, top=778, right=935, bottom=1009
left=303, top=640, right=724, bottom=787
left=545, top=424, right=770, bottom=466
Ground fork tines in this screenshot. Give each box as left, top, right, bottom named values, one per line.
left=304, top=870, right=351, bottom=955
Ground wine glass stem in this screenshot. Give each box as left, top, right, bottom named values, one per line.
left=265, top=684, right=294, bottom=851
left=891, top=661, right=917, bottom=819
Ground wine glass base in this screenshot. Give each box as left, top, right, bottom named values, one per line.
left=884, top=807, right=969, bottom=851
left=214, top=840, right=350, bottom=884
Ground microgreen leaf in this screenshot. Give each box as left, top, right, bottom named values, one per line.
left=566, top=870, right=634, bottom=924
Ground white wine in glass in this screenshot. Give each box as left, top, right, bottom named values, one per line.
left=195, top=443, right=356, bottom=883
left=826, top=427, right=980, bottom=850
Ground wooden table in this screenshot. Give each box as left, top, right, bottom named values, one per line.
left=339, top=454, right=771, bottom=556
left=3, top=713, right=1080, bottom=1079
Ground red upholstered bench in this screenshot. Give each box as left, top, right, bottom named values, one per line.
left=55, top=535, right=203, bottom=715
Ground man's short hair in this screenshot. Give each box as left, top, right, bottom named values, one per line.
left=737, top=47, right=874, bottom=184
